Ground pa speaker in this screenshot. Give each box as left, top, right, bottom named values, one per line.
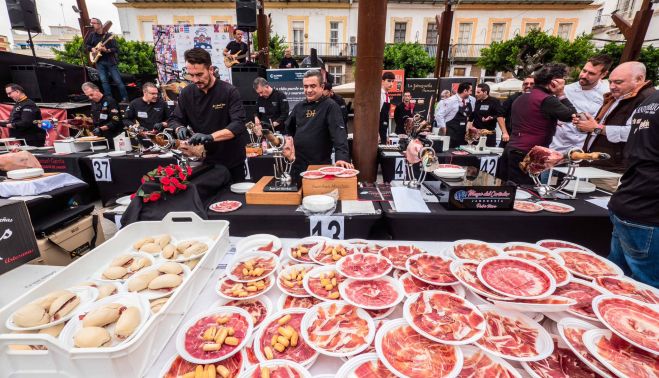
left=5, top=0, right=42, bottom=33
left=236, top=0, right=257, bottom=32
left=231, top=65, right=266, bottom=102
left=10, top=65, right=67, bottom=103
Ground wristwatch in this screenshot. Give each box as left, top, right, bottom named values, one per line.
left=594, top=124, right=604, bottom=135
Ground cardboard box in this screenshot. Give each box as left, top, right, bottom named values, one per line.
left=0, top=200, right=40, bottom=275
left=31, top=214, right=105, bottom=266
left=246, top=176, right=302, bottom=205
left=302, top=165, right=357, bottom=200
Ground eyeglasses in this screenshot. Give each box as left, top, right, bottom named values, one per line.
left=5, top=89, right=16, bottom=95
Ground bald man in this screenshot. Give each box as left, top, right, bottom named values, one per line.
left=573, top=61, right=655, bottom=178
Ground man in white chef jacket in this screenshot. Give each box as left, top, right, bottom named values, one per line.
left=549, top=55, right=612, bottom=153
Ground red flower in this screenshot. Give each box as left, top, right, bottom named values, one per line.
left=178, top=172, right=186, bottom=181
left=157, top=166, right=163, bottom=174
left=170, top=177, right=179, bottom=185
left=179, top=183, right=187, bottom=190
left=130, top=193, right=136, bottom=200
left=149, top=192, right=161, bottom=201
left=160, top=176, right=170, bottom=185
left=168, top=186, right=176, bottom=194
left=165, top=166, right=175, bottom=176
left=142, top=196, right=149, bottom=203
left=186, top=167, right=192, bottom=175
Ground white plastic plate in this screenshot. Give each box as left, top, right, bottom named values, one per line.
left=225, top=251, right=279, bottom=283
left=338, top=276, right=404, bottom=310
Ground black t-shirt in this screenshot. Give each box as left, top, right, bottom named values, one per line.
left=330, top=94, right=348, bottom=125
left=226, top=41, right=248, bottom=62
left=609, top=91, right=659, bottom=226
left=123, top=97, right=171, bottom=130
left=91, top=95, right=123, bottom=139
left=279, top=57, right=299, bottom=69
left=285, top=96, right=349, bottom=172
left=169, top=79, right=248, bottom=169
left=469, top=96, right=503, bottom=130
left=8, top=97, right=45, bottom=144
left=256, top=89, right=289, bottom=130
left=85, top=32, right=119, bottom=65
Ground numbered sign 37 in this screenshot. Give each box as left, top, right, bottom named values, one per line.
left=91, top=158, right=112, bottom=182
left=309, top=215, right=345, bottom=240
left=479, top=156, right=498, bottom=176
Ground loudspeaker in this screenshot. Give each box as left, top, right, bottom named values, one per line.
left=10, top=65, right=67, bottom=102
left=236, top=0, right=257, bottom=32
left=5, top=0, right=42, bottom=33
left=231, top=65, right=266, bottom=102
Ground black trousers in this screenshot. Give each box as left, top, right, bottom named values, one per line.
left=498, top=146, right=534, bottom=185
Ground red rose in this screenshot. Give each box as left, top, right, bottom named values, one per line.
left=140, top=177, right=145, bottom=184
left=157, top=166, right=163, bottom=174
left=130, top=193, right=136, bottom=200
left=142, top=196, right=150, bottom=203
left=160, top=176, right=170, bottom=185
left=179, top=184, right=187, bottom=190
left=165, top=166, right=175, bottom=176
left=149, top=192, right=161, bottom=201
left=178, top=172, right=186, bottom=181
left=170, top=177, right=179, bottom=185
left=168, top=186, right=176, bottom=194
left=186, top=167, right=192, bottom=175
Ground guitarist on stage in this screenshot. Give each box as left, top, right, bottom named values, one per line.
left=85, top=18, right=128, bottom=103
left=223, top=29, right=249, bottom=65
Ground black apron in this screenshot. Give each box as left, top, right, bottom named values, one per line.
left=446, top=100, right=471, bottom=148
left=379, top=101, right=390, bottom=144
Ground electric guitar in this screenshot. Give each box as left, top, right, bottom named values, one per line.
left=89, top=34, right=115, bottom=64
left=224, top=50, right=246, bottom=68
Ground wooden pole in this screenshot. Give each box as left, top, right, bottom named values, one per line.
left=256, top=0, right=269, bottom=67
left=438, top=0, right=454, bottom=78
left=76, top=0, right=91, bottom=37
left=352, top=0, right=387, bottom=183
left=612, top=0, right=654, bottom=62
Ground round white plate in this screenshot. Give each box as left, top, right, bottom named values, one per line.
left=216, top=275, right=275, bottom=301
left=276, top=263, right=316, bottom=297
left=554, top=248, right=624, bottom=280
left=557, top=317, right=615, bottom=378
left=476, top=256, right=556, bottom=300
left=225, top=251, right=279, bottom=283
left=336, top=253, right=392, bottom=281
left=490, top=295, right=577, bottom=313
left=338, top=276, right=404, bottom=310
left=116, top=195, right=132, bottom=206
left=236, top=234, right=282, bottom=255
left=213, top=295, right=273, bottom=330
left=302, top=195, right=335, bottom=213
left=460, top=345, right=522, bottom=378
left=108, top=150, right=126, bottom=157
left=537, top=201, right=575, bottom=213
left=287, top=236, right=329, bottom=264
left=239, top=359, right=312, bottom=378
left=231, top=182, right=256, bottom=194
left=7, top=168, right=44, bottom=180
left=582, top=329, right=654, bottom=378
left=515, top=189, right=533, bottom=200
left=252, top=308, right=319, bottom=366
left=564, top=180, right=597, bottom=193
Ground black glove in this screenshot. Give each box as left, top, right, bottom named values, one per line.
left=92, top=127, right=102, bottom=136
left=176, top=126, right=191, bottom=140
left=153, top=122, right=165, bottom=132
left=188, top=133, right=214, bottom=145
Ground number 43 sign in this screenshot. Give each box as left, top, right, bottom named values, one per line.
left=309, top=215, right=345, bottom=239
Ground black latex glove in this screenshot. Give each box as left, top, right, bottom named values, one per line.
left=153, top=122, right=165, bottom=132
left=188, top=133, right=214, bottom=145
left=176, top=126, right=191, bottom=140
left=92, top=127, right=102, bottom=136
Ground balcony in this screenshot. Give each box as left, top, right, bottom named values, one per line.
left=284, top=42, right=488, bottom=61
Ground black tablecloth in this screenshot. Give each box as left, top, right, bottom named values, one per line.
left=247, top=155, right=276, bottom=182
left=206, top=191, right=385, bottom=239
left=382, top=194, right=612, bottom=256
left=33, top=150, right=98, bottom=202
left=379, top=149, right=497, bottom=182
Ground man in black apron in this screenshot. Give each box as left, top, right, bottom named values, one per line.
left=435, top=82, right=473, bottom=148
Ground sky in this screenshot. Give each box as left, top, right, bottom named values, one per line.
left=0, top=0, right=122, bottom=45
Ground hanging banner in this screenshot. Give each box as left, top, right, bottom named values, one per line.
left=383, top=69, right=405, bottom=118
left=266, top=68, right=312, bottom=111
left=405, top=78, right=439, bottom=120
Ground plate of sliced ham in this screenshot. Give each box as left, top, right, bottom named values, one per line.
left=502, top=242, right=565, bottom=264
left=378, top=245, right=426, bottom=270
left=537, top=201, right=575, bottom=213
left=335, top=168, right=360, bottom=178
left=553, top=278, right=607, bottom=322
left=449, top=260, right=511, bottom=301
left=301, top=301, right=375, bottom=357
left=253, top=309, right=319, bottom=367
left=475, top=305, right=553, bottom=362
left=593, top=295, right=659, bottom=355
left=209, top=200, right=242, bottom=213
left=557, top=318, right=615, bottom=378
left=536, top=239, right=593, bottom=253
left=458, top=346, right=521, bottom=378
left=477, top=257, right=556, bottom=299
left=403, top=291, right=486, bottom=345
left=514, top=201, right=543, bottom=213
left=287, top=236, right=328, bottom=263
left=339, top=276, right=405, bottom=310
left=277, top=294, right=320, bottom=311
left=375, top=318, right=463, bottom=378
left=335, top=252, right=392, bottom=280
left=399, top=272, right=465, bottom=298
left=302, top=265, right=344, bottom=302
left=241, top=359, right=312, bottom=378
left=214, top=296, right=272, bottom=330
left=490, top=295, right=577, bottom=313
left=406, top=254, right=458, bottom=286
left=300, top=170, right=325, bottom=179
left=504, top=250, right=571, bottom=286
left=595, top=275, right=659, bottom=305
left=317, top=166, right=346, bottom=176
left=583, top=329, right=659, bottom=378
left=226, top=252, right=279, bottom=282
left=236, top=234, right=283, bottom=256
left=521, top=337, right=601, bottom=378
left=450, top=240, right=503, bottom=262
left=309, top=241, right=359, bottom=265
left=276, top=264, right=316, bottom=297
left=555, top=249, right=623, bottom=280
left=335, top=353, right=397, bottom=377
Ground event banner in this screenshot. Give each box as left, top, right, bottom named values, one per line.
left=439, top=77, right=478, bottom=96
left=0, top=200, right=40, bottom=275
left=383, top=69, right=405, bottom=118
left=153, top=24, right=234, bottom=84
left=405, top=78, right=439, bottom=120
left=266, top=68, right=311, bottom=111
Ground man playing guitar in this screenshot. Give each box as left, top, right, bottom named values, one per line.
left=223, top=29, right=249, bottom=65
left=85, top=18, right=128, bottom=103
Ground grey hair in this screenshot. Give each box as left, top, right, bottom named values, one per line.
left=253, top=77, right=270, bottom=90
left=303, top=70, right=324, bottom=85
left=142, top=82, right=157, bottom=92
left=81, top=82, right=100, bottom=92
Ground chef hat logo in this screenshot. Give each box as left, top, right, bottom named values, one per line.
left=455, top=190, right=467, bottom=203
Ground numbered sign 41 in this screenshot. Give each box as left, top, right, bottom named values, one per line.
left=91, top=158, right=112, bottom=182
left=309, top=215, right=345, bottom=240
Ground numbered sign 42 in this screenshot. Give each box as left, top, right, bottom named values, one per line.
left=91, top=158, right=112, bottom=182
left=309, top=215, right=345, bottom=240
left=479, top=156, right=498, bottom=176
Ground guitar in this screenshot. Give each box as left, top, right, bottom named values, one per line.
left=224, top=50, right=246, bottom=68
left=89, top=34, right=115, bottom=64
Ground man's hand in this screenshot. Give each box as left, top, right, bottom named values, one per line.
left=501, top=132, right=510, bottom=142
left=335, top=160, right=354, bottom=169
left=573, top=113, right=599, bottom=133
left=5, top=123, right=12, bottom=129
left=153, top=122, right=166, bottom=132
left=100, top=125, right=109, bottom=131
left=188, top=133, right=214, bottom=145
left=92, top=127, right=102, bottom=136
left=176, top=127, right=191, bottom=140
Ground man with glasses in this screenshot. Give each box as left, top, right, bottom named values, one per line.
left=498, top=63, right=576, bottom=184
left=85, top=18, right=128, bottom=103
left=169, top=48, right=248, bottom=183
left=223, top=29, right=249, bottom=64
left=123, top=82, right=170, bottom=132
left=2, top=83, right=45, bottom=147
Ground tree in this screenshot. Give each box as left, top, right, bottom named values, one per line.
left=597, top=42, right=658, bottom=85
left=253, top=32, right=288, bottom=68
left=478, top=30, right=595, bottom=78
left=52, top=36, right=156, bottom=75
left=383, top=43, right=434, bottom=78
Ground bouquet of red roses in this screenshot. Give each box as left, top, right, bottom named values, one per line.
left=132, top=164, right=192, bottom=203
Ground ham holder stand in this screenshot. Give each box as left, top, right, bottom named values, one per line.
left=399, top=114, right=439, bottom=188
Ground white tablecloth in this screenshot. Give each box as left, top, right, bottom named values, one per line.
left=0, top=173, right=85, bottom=197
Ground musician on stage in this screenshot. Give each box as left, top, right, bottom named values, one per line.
left=223, top=29, right=249, bottom=64
left=170, top=48, right=249, bottom=183
left=123, top=82, right=170, bottom=131
left=82, top=82, right=123, bottom=148
left=2, top=83, right=45, bottom=147
left=85, top=17, right=128, bottom=103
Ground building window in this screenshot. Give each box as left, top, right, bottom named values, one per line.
left=141, top=21, right=154, bottom=42
left=525, top=22, right=541, bottom=33
left=292, top=21, right=305, bottom=55
left=330, top=21, right=340, bottom=45
left=595, top=9, right=603, bottom=24
left=491, top=23, right=506, bottom=42
left=455, top=22, right=473, bottom=56
left=557, top=23, right=573, bottom=40
left=394, top=22, right=407, bottom=43
left=426, top=22, right=437, bottom=45
left=328, top=64, right=344, bottom=85
left=453, top=67, right=466, bottom=77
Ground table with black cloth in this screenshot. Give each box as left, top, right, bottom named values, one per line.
left=382, top=193, right=612, bottom=256
left=246, top=155, right=276, bottom=183
left=206, top=191, right=385, bottom=239
left=379, top=149, right=498, bottom=182
left=32, top=150, right=91, bottom=180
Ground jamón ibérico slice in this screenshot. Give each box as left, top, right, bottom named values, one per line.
left=537, top=240, right=588, bottom=252
left=311, top=242, right=357, bottom=265
left=478, top=258, right=553, bottom=298
left=282, top=295, right=320, bottom=310
left=224, top=299, right=268, bottom=328
left=336, top=253, right=392, bottom=280
left=595, top=276, right=659, bottom=305
left=406, top=291, right=485, bottom=343
left=258, top=312, right=316, bottom=365
left=557, top=249, right=621, bottom=279
left=475, top=309, right=541, bottom=359
left=596, top=296, right=659, bottom=353
left=306, top=302, right=372, bottom=355
left=561, top=326, right=613, bottom=376
left=451, top=261, right=510, bottom=300
left=248, top=363, right=305, bottom=378
left=341, top=278, right=402, bottom=309
left=230, top=253, right=277, bottom=281
left=452, top=241, right=501, bottom=262
left=524, top=339, right=597, bottom=378
left=406, top=254, right=458, bottom=285
left=351, top=358, right=397, bottom=377
left=458, top=348, right=518, bottom=378
left=184, top=313, right=249, bottom=361
left=400, top=272, right=460, bottom=297
left=163, top=352, right=243, bottom=378
left=378, top=245, right=425, bottom=270
left=361, top=243, right=386, bottom=254
left=593, top=332, right=659, bottom=378
left=278, top=265, right=314, bottom=297
left=378, top=321, right=460, bottom=378
left=553, top=280, right=605, bottom=321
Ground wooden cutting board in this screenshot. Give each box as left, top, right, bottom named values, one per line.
left=246, top=176, right=302, bottom=205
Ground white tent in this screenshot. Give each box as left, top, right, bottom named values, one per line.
left=332, top=82, right=355, bottom=97
left=489, top=78, right=523, bottom=92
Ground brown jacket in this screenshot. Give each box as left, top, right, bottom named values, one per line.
left=582, top=80, right=655, bottom=173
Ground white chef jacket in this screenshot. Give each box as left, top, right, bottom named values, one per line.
left=550, top=80, right=608, bottom=153
left=434, top=94, right=475, bottom=129
left=585, top=96, right=634, bottom=150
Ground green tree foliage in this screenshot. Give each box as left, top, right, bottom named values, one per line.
left=52, top=36, right=156, bottom=75
left=383, top=42, right=435, bottom=78
left=253, top=32, right=288, bottom=67
left=597, top=42, right=658, bottom=84
left=478, top=30, right=595, bottom=78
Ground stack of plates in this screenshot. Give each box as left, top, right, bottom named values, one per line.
left=230, top=182, right=255, bottom=194
left=7, top=168, right=44, bottom=180
left=302, top=195, right=335, bottom=212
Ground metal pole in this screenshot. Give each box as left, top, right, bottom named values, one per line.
left=352, top=0, right=387, bottom=183
left=27, top=30, right=37, bottom=66
left=613, top=0, right=653, bottom=62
